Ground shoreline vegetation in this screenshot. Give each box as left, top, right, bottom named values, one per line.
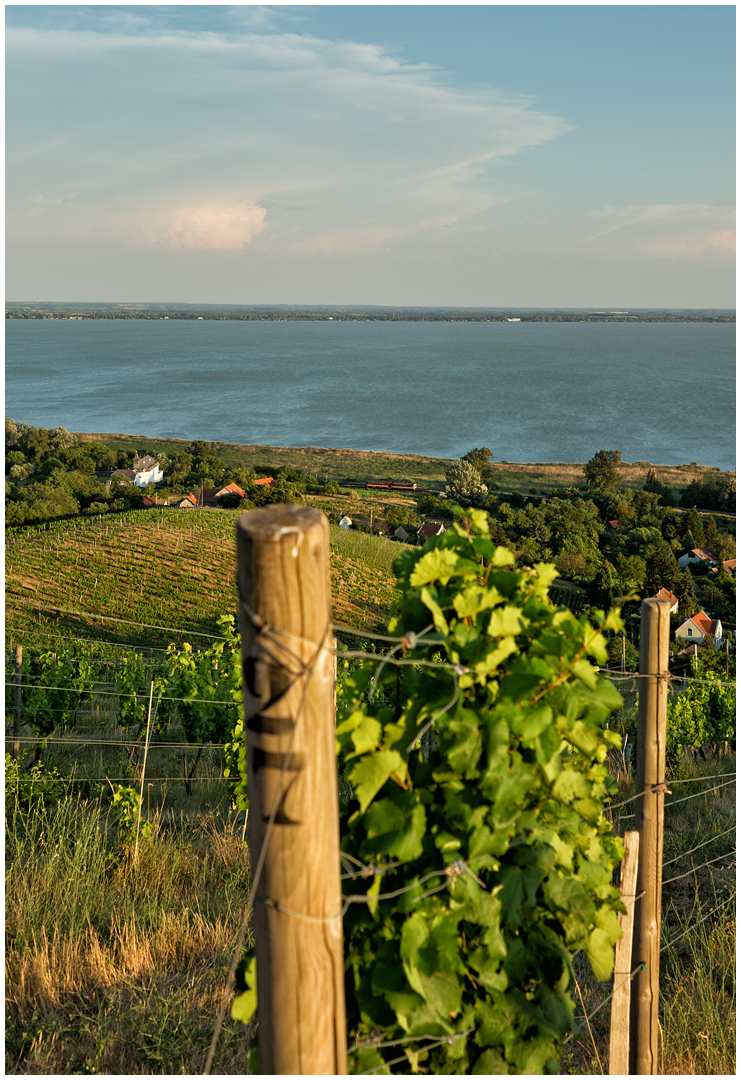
left=5, top=302, right=736, bottom=322
left=73, top=432, right=733, bottom=494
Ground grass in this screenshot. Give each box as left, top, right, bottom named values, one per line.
left=5, top=732, right=735, bottom=1074
left=5, top=784, right=254, bottom=1075
left=561, top=752, right=736, bottom=1075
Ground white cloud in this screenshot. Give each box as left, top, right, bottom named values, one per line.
left=150, top=202, right=267, bottom=251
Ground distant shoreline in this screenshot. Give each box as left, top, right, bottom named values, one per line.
left=5, top=302, right=736, bottom=323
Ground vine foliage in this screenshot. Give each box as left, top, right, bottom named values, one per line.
left=235, top=509, right=628, bottom=1074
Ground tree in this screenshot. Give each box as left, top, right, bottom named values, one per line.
left=589, top=562, right=617, bottom=609
left=461, top=447, right=493, bottom=476
left=445, top=460, right=489, bottom=506
left=683, top=507, right=705, bottom=547
left=675, top=567, right=696, bottom=616
left=643, top=543, right=679, bottom=597
left=583, top=450, right=622, bottom=490
left=643, top=468, right=674, bottom=506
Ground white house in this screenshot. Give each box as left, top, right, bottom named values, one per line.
left=674, top=610, right=723, bottom=650
left=131, top=453, right=163, bottom=486
left=678, top=547, right=717, bottom=570
left=111, top=452, right=164, bottom=489
left=339, top=515, right=352, bottom=529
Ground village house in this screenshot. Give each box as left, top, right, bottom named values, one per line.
left=677, top=547, right=717, bottom=570
left=199, top=483, right=246, bottom=506
left=254, top=477, right=276, bottom=487
left=674, top=610, right=723, bottom=650
left=653, top=588, right=679, bottom=614
left=393, top=525, right=417, bottom=543
left=417, top=522, right=446, bottom=541
left=110, top=451, right=164, bottom=489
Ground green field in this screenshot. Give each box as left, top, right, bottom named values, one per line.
left=5, top=507, right=405, bottom=650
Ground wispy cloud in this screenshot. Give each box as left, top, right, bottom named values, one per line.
left=6, top=23, right=571, bottom=259
left=585, top=204, right=735, bottom=260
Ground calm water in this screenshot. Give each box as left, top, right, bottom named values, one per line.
left=5, top=319, right=736, bottom=470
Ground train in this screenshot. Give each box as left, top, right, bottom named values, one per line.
left=364, top=481, right=418, bottom=491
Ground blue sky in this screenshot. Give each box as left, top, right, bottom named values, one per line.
left=5, top=4, right=736, bottom=306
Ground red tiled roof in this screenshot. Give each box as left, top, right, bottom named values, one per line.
left=723, top=559, right=736, bottom=574
left=254, top=477, right=276, bottom=487
left=690, top=548, right=716, bottom=562
left=417, top=521, right=445, bottom=538
left=607, top=520, right=619, bottom=529
left=218, top=483, right=246, bottom=497
left=654, top=588, right=678, bottom=606
left=689, top=611, right=720, bottom=636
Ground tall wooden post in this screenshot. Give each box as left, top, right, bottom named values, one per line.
left=236, top=505, right=346, bottom=1075
left=13, top=644, right=23, bottom=760
left=630, top=598, right=670, bottom=1074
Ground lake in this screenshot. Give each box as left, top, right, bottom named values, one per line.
left=5, top=319, right=735, bottom=469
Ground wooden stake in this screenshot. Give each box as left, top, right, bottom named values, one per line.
left=609, top=830, right=640, bottom=1075
left=13, top=644, right=23, bottom=760
left=236, top=505, right=346, bottom=1075
left=630, top=598, right=670, bottom=1074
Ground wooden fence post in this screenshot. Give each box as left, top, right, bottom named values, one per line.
left=629, top=598, right=670, bottom=1074
left=13, top=644, right=23, bottom=760
left=609, top=830, right=640, bottom=1075
left=236, top=505, right=346, bottom=1075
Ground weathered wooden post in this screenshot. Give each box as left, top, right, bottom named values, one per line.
left=609, top=830, right=640, bottom=1075
left=13, top=644, right=23, bottom=760
left=629, top=598, right=670, bottom=1074
left=236, top=505, right=346, bottom=1075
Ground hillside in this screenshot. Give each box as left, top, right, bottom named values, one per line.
left=5, top=510, right=405, bottom=651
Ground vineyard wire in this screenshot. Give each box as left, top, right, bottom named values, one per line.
left=4, top=682, right=238, bottom=707
left=4, top=735, right=236, bottom=751
left=663, top=824, right=737, bottom=867
left=6, top=598, right=229, bottom=640
left=7, top=599, right=737, bottom=689
left=660, top=893, right=736, bottom=954
left=354, top=1030, right=474, bottom=1075
left=599, top=668, right=737, bottom=690
left=663, top=771, right=737, bottom=784
left=661, top=851, right=736, bottom=886
left=615, top=777, right=737, bottom=821
left=562, top=965, right=644, bottom=1047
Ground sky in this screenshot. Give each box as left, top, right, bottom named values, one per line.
left=5, top=4, right=736, bottom=307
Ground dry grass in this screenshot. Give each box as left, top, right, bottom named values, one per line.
left=5, top=793, right=255, bottom=1075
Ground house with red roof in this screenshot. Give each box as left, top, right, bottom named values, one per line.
left=417, top=522, right=446, bottom=541
left=254, top=477, right=276, bottom=487
left=653, top=588, right=679, bottom=614
left=678, top=547, right=718, bottom=570
left=674, top=610, right=723, bottom=650
left=199, top=483, right=246, bottom=506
